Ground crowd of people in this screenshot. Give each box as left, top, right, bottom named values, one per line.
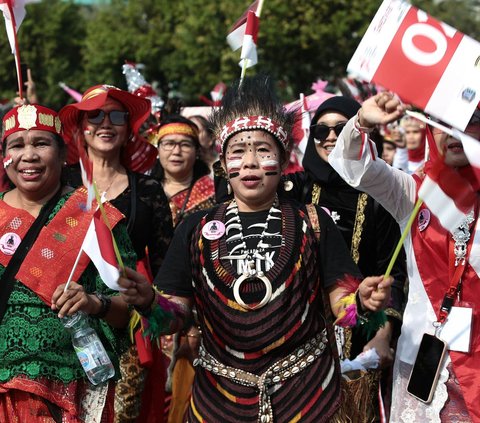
left=0, top=67, right=477, bottom=423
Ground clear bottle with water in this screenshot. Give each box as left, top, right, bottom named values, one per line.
left=62, top=311, right=115, bottom=385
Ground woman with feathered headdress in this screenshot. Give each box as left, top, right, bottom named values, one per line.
left=116, top=75, right=393, bottom=422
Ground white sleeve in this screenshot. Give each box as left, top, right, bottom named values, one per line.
left=392, top=146, right=408, bottom=172
left=328, top=116, right=417, bottom=224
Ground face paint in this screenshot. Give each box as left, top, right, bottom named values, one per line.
left=226, top=158, right=243, bottom=171
left=3, top=155, right=12, bottom=169
left=260, top=158, right=279, bottom=176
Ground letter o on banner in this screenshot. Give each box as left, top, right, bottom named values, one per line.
left=401, top=23, right=448, bottom=66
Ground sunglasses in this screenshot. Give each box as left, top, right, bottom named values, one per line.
left=312, top=122, right=346, bottom=142
left=86, top=109, right=129, bottom=126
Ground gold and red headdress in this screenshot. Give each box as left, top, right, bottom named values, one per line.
left=2, top=104, right=62, bottom=142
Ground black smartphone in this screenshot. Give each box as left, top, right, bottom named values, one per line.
left=407, top=333, right=447, bottom=403
left=20, top=63, right=28, bottom=83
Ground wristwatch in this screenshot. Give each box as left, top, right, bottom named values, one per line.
left=91, top=292, right=112, bottom=319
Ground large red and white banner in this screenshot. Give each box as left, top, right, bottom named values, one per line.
left=347, top=0, right=480, bottom=131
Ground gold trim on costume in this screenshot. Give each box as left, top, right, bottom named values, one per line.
left=351, top=193, right=368, bottom=265
left=311, top=183, right=321, bottom=205
left=385, top=307, right=403, bottom=322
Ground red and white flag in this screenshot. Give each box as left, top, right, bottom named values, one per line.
left=0, top=0, right=24, bottom=54
left=239, top=10, right=260, bottom=69
left=347, top=0, right=480, bottom=131
left=452, top=128, right=480, bottom=184
left=419, top=159, right=476, bottom=232
left=0, top=0, right=37, bottom=52
left=226, top=0, right=259, bottom=51
left=81, top=209, right=120, bottom=290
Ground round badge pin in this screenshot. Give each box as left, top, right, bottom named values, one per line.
left=202, top=220, right=226, bottom=240
left=418, top=209, right=431, bottom=232
left=0, top=232, right=21, bottom=255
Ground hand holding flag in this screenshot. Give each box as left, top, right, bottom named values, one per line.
left=65, top=188, right=126, bottom=293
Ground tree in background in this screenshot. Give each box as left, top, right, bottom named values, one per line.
left=0, top=0, right=86, bottom=108
left=0, top=0, right=478, bottom=109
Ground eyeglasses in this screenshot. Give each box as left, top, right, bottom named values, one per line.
left=86, top=109, right=129, bottom=126
left=312, top=122, right=346, bottom=142
left=159, top=140, right=196, bottom=151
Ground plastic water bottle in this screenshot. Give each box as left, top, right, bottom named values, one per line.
left=62, top=311, right=115, bottom=385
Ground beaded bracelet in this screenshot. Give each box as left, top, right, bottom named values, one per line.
left=91, top=292, right=112, bottom=319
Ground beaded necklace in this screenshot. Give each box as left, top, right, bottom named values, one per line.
left=221, top=196, right=281, bottom=310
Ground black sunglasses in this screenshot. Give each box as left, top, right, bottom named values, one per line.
left=86, top=109, right=129, bottom=126
left=312, top=122, right=346, bottom=142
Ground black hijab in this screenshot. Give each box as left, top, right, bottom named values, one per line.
left=302, top=96, right=361, bottom=187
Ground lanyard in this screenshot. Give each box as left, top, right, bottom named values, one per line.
left=437, top=210, right=477, bottom=325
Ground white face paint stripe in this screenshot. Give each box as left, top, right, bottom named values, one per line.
left=259, top=159, right=279, bottom=167
left=226, top=159, right=243, bottom=170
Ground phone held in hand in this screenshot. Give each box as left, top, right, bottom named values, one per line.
left=407, top=333, right=448, bottom=403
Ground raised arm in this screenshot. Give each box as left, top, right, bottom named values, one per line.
left=328, top=93, right=417, bottom=224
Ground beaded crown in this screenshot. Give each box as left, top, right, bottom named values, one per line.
left=209, top=75, right=298, bottom=153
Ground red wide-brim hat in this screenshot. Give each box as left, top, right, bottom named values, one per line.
left=59, top=84, right=157, bottom=173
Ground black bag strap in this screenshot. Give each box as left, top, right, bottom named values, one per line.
left=0, top=188, right=63, bottom=322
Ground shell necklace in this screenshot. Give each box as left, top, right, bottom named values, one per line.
left=221, top=196, right=281, bottom=310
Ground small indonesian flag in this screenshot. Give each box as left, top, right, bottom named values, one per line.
left=239, top=10, right=260, bottom=69
left=0, top=0, right=37, bottom=54
left=418, top=159, right=476, bottom=232
left=81, top=209, right=120, bottom=290
left=347, top=0, right=480, bottom=131
left=226, top=0, right=259, bottom=51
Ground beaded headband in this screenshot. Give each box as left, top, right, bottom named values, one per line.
left=219, top=115, right=287, bottom=152
left=150, top=122, right=198, bottom=147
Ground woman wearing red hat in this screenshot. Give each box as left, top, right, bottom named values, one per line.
left=59, top=85, right=174, bottom=421
left=0, top=104, right=135, bottom=422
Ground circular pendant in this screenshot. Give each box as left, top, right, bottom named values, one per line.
left=233, top=272, right=272, bottom=310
